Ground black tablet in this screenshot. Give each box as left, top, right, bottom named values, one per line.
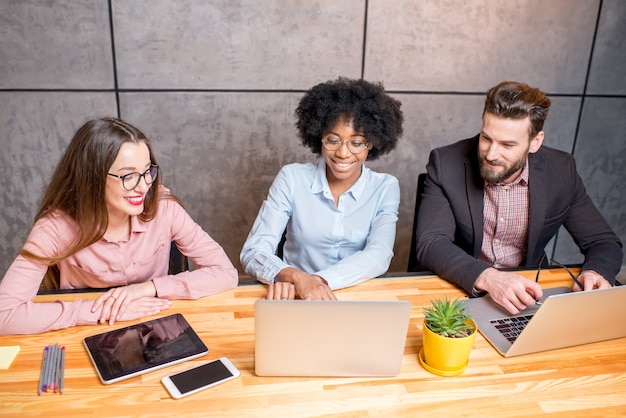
left=84, top=313, right=208, bottom=384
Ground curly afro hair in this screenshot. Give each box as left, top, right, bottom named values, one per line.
left=295, top=77, right=403, bottom=161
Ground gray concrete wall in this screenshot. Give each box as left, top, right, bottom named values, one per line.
left=1, top=0, right=624, bottom=278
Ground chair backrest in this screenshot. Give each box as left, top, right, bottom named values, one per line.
left=407, top=173, right=427, bottom=272
left=276, top=228, right=287, bottom=260
left=168, top=242, right=189, bottom=274
left=38, top=241, right=189, bottom=293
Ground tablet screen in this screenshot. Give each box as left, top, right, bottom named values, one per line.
left=84, top=313, right=208, bottom=384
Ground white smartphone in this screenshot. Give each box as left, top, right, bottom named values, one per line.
left=161, top=357, right=240, bottom=399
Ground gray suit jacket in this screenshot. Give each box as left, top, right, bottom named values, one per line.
left=415, top=136, right=623, bottom=295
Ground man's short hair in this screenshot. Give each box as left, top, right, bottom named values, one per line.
left=483, top=81, right=551, bottom=138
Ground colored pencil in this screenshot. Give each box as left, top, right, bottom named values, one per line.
left=46, top=344, right=55, bottom=392
left=59, top=346, right=65, bottom=394
left=38, top=346, right=49, bottom=395
left=43, top=344, right=53, bottom=392
left=52, top=344, right=59, bottom=392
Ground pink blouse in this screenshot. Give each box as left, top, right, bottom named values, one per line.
left=0, top=195, right=238, bottom=335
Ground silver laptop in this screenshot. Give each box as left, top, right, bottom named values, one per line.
left=254, top=299, right=411, bottom=377
left=460, top=286, right=626, bottom=357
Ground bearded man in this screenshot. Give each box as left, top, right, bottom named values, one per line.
left=414, top=80, right=622, bottom=314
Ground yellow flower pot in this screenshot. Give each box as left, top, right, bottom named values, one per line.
left=419, top=319, right=477, bottom=376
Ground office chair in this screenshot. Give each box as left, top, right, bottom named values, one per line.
left=407, top=173, right=427, bottom=272
left=168, top=241, right=189, bottom=275
left=276, top=228, right=287, bottom=260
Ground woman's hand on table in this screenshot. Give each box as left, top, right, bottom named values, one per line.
left=92, top=281, right=171, bottom=325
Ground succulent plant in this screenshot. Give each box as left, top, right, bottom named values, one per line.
left=424, top=298, right=474, bottom=338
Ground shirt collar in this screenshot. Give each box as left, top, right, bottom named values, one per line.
left=101, top=215, right=146, bottom=243
left=512, top=158, right=529, bottom=186
left=131, top=215, right=148, bottom=233
left=311, top=158, right=368, bottom=200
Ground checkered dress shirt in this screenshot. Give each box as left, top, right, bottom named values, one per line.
left=479, top=159, right=530, bottom=268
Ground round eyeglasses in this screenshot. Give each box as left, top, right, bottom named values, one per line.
left=107, top=164, right=158, bottom=191
left=321, top=135, right=372, bottom=154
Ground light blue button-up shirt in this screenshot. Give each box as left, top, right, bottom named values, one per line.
left=240, top=158, right=400, bottom=290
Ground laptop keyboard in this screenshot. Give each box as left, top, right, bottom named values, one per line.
left=490, top=314, right=534, bottom=342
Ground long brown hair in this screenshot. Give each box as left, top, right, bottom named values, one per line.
left=21, top=117, right=177, bottom=265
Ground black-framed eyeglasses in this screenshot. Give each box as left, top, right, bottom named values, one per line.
left=107, top=164, right=158, bottom=191
left=321, top=135, right=372, bottom=154
left=534, top=253, right=584, bottom=290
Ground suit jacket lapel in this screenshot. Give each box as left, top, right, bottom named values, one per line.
left=465, top=149, right=484, bottom=258
left=527, top=152, right=547, bottom=264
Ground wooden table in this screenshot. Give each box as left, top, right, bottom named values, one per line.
left=1, top=269, right=625, bottom=417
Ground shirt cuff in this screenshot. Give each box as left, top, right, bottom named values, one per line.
left=471, top=287, right=488, bottom=298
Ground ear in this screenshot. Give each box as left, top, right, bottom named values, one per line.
left=529, top=131, right=544, bottom=153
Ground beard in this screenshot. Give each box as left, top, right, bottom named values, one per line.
left=478, top=152, right=527, bottom=185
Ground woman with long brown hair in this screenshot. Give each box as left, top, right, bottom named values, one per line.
left=0, top=117, right=237, bottom=335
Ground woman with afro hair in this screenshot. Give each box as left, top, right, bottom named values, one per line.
left=241, top=77, right=403, bottom=300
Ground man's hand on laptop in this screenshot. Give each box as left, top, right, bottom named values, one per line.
left=474, top=267, right=543, bottom=315
left=576, top=270, right=612, bottom=291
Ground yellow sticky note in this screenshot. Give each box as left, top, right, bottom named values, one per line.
left=0, top=346, right=20, bottom=369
